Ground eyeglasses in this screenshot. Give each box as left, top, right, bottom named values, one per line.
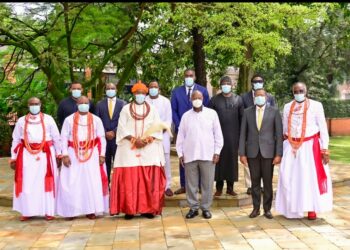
left=252, top=80, right=264, bottom=84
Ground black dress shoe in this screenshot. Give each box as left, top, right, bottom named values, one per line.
left=202, top=210, right=212, bottom=219
left=264, top=211, right=273, bottom=219
left=185, top=209, right=199, bottom=219
left=247, top=188, right=252, bottom=195
left=124, top=214, right=134, bottom=220
left=141, top=213, right=155, bottom=219
left=249, top=208, right=260, bottom=218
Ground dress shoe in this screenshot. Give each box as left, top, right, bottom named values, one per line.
left=214, top=190, right=222, bottom=196
left=308, top=211, right=317, bottom=220
left=174, top=187, right=186, bottom=195
left=226, top=190, right=238, bottom=196
left=165, top=188, right=174, bottom=197
left=264, top=211, right=273, bottom=219
left=45, top=215, right=55, bottom=221
left=20, top=216, right=31, bottom=221
left=141, top=213, right=155, bottom=219
left=185, top=209, right=199, bottom=219
left=86, top=214, right=96, bottom=220
left=124, top=214, right=134, bottom=220
left=246, top=188, right=252, bottom=195
left=202, top=210, right=212, bottom=219
left=249, top=208, right=260, bottom=218
left=66, top=217, right=76, bottom=221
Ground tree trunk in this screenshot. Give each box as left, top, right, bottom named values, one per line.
left=237, top=43, right=253, bottom=94
left=63, top=3, right=75, bottom=83
left=192, top=27, right=207, bottom=87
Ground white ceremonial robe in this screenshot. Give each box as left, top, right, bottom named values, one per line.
left=114, top=103, right=165, bottom=168
left=11, top=113, right=61, bottom=217
left=275, top=99, right=333, bottom=218
left=57, top=113, right=108, bottom=217
left=145, top=95, right=172, bottom=189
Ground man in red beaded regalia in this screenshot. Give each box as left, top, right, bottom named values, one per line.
left=57, top=96, right=109, bottom=220
left=10, top=97, right=62, bottom=221
left=110, top=81, right=166, bottom=220
left=276, top=82, right=333, bottom=220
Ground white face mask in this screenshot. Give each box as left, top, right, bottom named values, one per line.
left=192, top=99, right=203, bottom=108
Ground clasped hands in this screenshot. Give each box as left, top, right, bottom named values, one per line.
left=129, top=136, right=154, bottom=149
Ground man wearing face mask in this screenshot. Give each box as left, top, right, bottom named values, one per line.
left=57, top=96, right=109, bottom=220
left=241, top=74, right=277, bottom=195
left=95, top=83, right=126, bottom=184
left=110, top=81, right=166, bottom=220
left=239, top=89, right=283, bottom=219
left=176, top=90, right=223, bottom=219
left=57, top=82, right=95, bottom=129
left=171, top=69, right=210, bottom=195
left=209, top=76, right=244, bottom=197
left=145, top=80, right=173, bottom=197
left=10, top=97, right=62, bottom=221
left=276, top=82, right=333, bottom=220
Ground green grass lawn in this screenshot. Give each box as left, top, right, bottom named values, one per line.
left=329, top=136, right=350, bottom=164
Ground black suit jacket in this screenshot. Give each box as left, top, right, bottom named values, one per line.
left=95, top=97, right=126, bottom=135
left=238, top=105, right=283, bottom=159
left=241, top=90, right=276, bottom=109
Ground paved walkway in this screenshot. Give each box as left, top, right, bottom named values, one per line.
left=0, top=157, right=350, bottom=249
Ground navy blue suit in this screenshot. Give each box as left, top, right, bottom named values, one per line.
left=95, top=97, right=126, bottom=183
left=171, top=83, right=210, bottom=188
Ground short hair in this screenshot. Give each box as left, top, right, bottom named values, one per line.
left=220, top=75, right=232, bottom=84
left=184, top=68, right=195, bottom=75
left=27, top=97, right=41, bottom=104
left=251, top=73, right=264, bottom=82
left=255, top=88, right=266, bottom=95
left=70, top=82, right=83, bottom=88
left=148, top=79, right=159, bottom=86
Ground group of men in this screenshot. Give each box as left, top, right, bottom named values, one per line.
left=9, top=68, right=332, bottom=222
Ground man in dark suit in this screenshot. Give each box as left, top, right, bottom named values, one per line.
left=57, top=82, right=95, bottom=129
left=95, top=83, right=126, bottom=183
left=238, top=88, right=283, bottom=219
left=171, top=69, right=210, bottom=195
left=241, top=74, right=277, bottom=195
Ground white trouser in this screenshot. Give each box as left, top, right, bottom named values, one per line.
left=164, top=153, right=171, bottom=190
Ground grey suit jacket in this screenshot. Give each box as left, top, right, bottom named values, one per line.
left=238, top=105, right=283, bottom=159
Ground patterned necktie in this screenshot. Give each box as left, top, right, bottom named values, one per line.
left=257, top=108, right=262, bottom=131
left=187, top=87, right=192, bottom=101
left=108, top=99, right=113, bottom=119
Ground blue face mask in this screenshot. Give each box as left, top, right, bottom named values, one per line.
left=184, top=77, right=194, bottom=87
left=253, top=82, right=264, bottom=90
left=294, top=93, right=305, bottom=102
left=29, top=105, right=41, bottom=115
left=78, top=103, right=89, bottom=113
left=221, top=85, right=232, bottom=94
left=106, top=89, right=116, bottom=98
left=149, top=88, right=159, bottom=97
left=254, top=96, right=266, bottom=106
left=72, top=89, right=82, bottom=98
left=135, top=94, right=146, bottom=104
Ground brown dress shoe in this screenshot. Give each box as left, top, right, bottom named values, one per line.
left=249, top=208, right=260, bottom=218
left=174, top=187, right=186, bottom=195
left=86, top=214, right=96, bottom=220
left=264, top=211, right=273, bottom=219
left=214, top=190, right=222, bottom=196
left=226, top=190, right=238, bottom=196
left=165, top=188, right=174, bottom=197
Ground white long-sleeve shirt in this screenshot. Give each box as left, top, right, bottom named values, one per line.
left=176, top=107, right=224, bottom=163
left=283, top=99, right=329, bottom=149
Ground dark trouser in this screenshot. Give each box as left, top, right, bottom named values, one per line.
left=247, top=151, right=274, bottom=212
left=106, top=139, right=117, bottom=183
left=179, top=161, right=201, bottom=189
left=216, top=180, right=234, bottom=192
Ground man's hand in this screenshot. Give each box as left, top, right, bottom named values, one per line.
left=179, top=157, right=185, bottom=168
left=134, top=138, right=147, bottom=149
left=62, top=156, right=71, bottom=168
left=106, top=131, right=116, bottom=140
left=272, top=156, right=282, bottom=165
left=240, top=156, right=248, bottom=166
left=99, top=156, right=105, bottom=165
left=10, top=161, right=16, bottom=170
left=213, top=154, right=220, bottom=164
left=56, top=158, right=62, bottom=168
left=322, top=152, right=330, bottom=165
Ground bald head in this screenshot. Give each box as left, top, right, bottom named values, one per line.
left=292, top=82, right=307, bottom=94
left=28, top=97, right=41, bottom=106
left=191, top=90, right=203, bottom=101
left=77, top=96, right=89, bottom=105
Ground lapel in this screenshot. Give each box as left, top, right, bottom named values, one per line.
left=248, top=91, right=254, bottom=107
left=112, top=98, right=120, bottom=119
left=259, top=105, right=269, bottom=131
left=180, top=85, right=194, bottom=105
left=252, top=106, right=258, bottom=132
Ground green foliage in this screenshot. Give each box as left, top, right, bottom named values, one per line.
left=323, top=99, right=350, bottom=118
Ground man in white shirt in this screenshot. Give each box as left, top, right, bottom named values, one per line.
left=275, top=82, right=332, bottom=220
left=176, top=90, right=224, bottom=219
left=145, top=80, right=174, bottom=196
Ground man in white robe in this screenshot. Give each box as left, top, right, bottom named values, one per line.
left=145, top=80, right=173, bottom=197
left=10, top=97, right=61, bottom=221
left=57, top=96, right=108, bottom=219
left=110, top=81, right=166, bottom=220
left=276, top=82, right=332, bottom=220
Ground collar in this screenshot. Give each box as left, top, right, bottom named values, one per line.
left=256, top=104, right=266, bottom=111
left=107, top=96, right=116, bottom=101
